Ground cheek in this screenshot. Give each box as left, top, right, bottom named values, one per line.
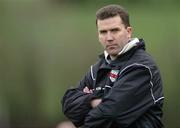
left=98, top=34, right=104, bottom=40
left=99, top=36, right=106, bottom=46
left=118, top=32, right=129, bottom=41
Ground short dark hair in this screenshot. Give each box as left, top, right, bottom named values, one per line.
left=96, top=4, right=130, bottom=28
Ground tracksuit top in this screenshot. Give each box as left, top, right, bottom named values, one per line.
left=62, top=38, right=164, bottom=128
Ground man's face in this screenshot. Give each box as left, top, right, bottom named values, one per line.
left=97, top=15, right=132, bottom=57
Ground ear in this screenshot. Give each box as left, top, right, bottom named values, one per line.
left=127, top=27, right=132, bottom=38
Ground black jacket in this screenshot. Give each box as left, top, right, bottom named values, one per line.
left=62, top=39, right=164, bottom=128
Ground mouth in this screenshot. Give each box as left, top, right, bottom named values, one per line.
left=106, top=44, right=117, bottom=49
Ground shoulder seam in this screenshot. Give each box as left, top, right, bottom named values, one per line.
left=120, top=63, right=164, bottom=104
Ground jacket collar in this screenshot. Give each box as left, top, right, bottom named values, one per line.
left=104, top=38, right=140, bottom=64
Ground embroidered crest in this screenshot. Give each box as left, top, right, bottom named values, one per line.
left=109, top=70, right=119, bottom=82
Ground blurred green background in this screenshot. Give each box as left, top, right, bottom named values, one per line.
left=0, top=0, right=180, bottom=128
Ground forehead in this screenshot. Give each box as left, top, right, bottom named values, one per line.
left=97, top=16, right=124, bottom=30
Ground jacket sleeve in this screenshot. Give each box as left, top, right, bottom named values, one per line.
left=61, top=68, right=96, bottom=127
left=83, top=65, right=157, bottom=128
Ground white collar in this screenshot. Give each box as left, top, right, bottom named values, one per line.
left=104, top=38, right=139, bottom=63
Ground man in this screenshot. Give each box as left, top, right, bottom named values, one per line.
left=62, top=4, right=164, bottom=128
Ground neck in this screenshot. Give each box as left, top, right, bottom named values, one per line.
left=110, top=55, right=117, bottom=60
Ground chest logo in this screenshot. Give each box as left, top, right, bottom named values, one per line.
left=109, top=70, right=119, bottom=82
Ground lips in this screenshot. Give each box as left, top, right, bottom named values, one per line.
left=106, top=44, right=117, bottom=49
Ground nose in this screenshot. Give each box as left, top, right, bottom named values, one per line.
left=106, top=31, right=113, bottom=41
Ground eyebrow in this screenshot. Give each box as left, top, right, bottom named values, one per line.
left=99, top=30, right=107, bottom=33
left=110, top=28, right=120, bottom=32
left=99, top=27, right=120, bottom=33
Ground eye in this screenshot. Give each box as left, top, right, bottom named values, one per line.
left=99, top=30, right=107, bottom=34
left=111, top=28, right=120, bottom=33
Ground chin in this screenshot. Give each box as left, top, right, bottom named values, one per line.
left=109, top=53, right=118, bottom=57
left=107, top=49, right=119, bottom=56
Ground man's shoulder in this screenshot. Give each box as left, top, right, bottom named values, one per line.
left=130, top=49, right=157, bottom=66
left=92, top=56, right=105, bottom=67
